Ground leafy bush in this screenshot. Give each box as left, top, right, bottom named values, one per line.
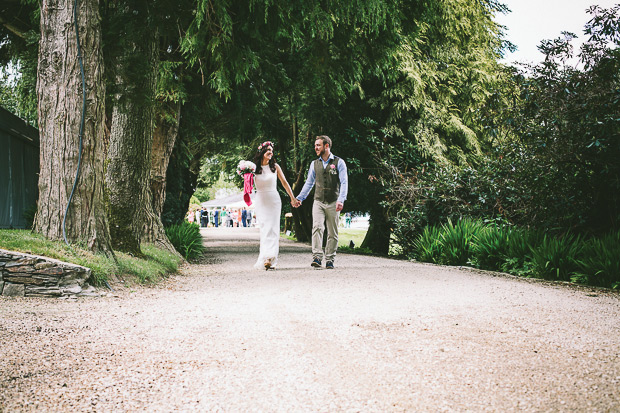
left=573, top=231, right=620, bottom=289
left=471, top=225, right=510, bottom=271
left=406, top=218, right=619, bottom=290
left=392, top=212, right=424, bottom=259
left=499, top=228, right=544, bottom=276
left=165, top=222, right=205, bottom=260
left=438, top=219, right=483, bottom=266
left=413, top=225, right=443, bottom=263
left=530, top=234, right=582, bottom=282
left=412, top=218, right=483, bottom=265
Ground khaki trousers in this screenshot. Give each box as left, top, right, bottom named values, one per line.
left=312, top=200, right=339, bottom=262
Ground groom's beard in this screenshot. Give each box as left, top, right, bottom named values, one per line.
left=317, top=149, right=325, bottom=157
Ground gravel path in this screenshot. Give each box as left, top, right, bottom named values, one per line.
left=1, top=227, right=619, bottom=412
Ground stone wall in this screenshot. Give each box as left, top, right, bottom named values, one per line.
left=0, top=249, right=92, bottom=297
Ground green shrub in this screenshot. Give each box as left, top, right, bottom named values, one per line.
left=165, top=222, right=205, bottom=260
left=391, top=212, right=423, bottom=259
left=499, top=228, right=544, bottom=277
left=530, top=233, right=582, bottom=281
left=413, top=225, right=443, bottom=263
left=471, top=225, right=510, bottom=271
left=573, top=231, right=620, bottom=289
left=438, top=218, right=483, bottom=266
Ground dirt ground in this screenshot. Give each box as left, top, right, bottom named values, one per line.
left=1, top=227, right=619, bottom=412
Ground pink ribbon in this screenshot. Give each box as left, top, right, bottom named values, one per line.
left=243, top=173, right=253, bottom=206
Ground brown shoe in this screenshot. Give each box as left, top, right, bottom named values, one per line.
left=264, top=259, right=272, bottom=270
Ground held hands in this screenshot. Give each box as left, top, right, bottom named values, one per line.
left=291, top=198, right=302, bottom=208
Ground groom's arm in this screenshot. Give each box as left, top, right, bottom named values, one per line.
left=336, top=159, right=348, bottom=212
left=337, top=159, right=348, bottom=204
left=296, top=163, right=316, bottom=202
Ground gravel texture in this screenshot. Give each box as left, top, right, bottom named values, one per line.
left=1, top=227, right=619, bottom=412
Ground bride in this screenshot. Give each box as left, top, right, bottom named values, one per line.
left=252, top=141, right=297, bottom=270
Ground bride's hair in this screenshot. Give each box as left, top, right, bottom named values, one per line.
left=253, top=143, right=276, bottom=174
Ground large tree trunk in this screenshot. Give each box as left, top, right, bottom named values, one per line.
left=105, top=3, right=158, bottom=255
left=142, top=101, right=181, bottom=255
left=35, top=0, right=113, bottom=255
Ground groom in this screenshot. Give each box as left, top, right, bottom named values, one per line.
left=294, top=135, right=348, bottom=269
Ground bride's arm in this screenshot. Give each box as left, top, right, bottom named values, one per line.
left=275, top=164, right=296, bottom=200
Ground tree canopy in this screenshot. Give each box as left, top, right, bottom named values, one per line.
left=3, top=1, right=616, bottom=257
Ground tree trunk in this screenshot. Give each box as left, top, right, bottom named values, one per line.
left=142, top=101, right=181, bottom=255
left=105, top=4, right=158, bottom=255
left=161, top=135, right=199, bottom=227
left=35, top=0, right=113, bottom=255
left=280, top=112, right=313, bottom=242
left=360, top=208, right=391, bottom=255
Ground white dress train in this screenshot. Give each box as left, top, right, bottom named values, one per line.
left=253, top=166, right=281, bottom=269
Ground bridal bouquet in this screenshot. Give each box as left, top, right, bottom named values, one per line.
left=237, top=160, right=256, bottom=206
left=237, top=160, right=256, bottom=176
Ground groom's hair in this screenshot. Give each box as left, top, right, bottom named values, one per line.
left=317, top=135, right=332, bottom=148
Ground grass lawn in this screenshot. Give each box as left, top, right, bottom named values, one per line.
left=281, top=227, right=368, bottom=248
left=338, top=227, right=368, bottom=248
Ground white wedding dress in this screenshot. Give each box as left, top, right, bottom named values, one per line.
left=253, top=166, right=281, bottom=269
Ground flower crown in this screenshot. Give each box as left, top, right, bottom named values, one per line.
left=257, top=141, right=274, bottom=152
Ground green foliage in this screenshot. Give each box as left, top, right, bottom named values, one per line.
left=470, top=225, right=510, bottom=271
left=500, top=228, right=544, bottom=277
left=413, top=225, right=443, bottom=263
left=0, top=0, right=39, bottom=126
left=530, top=234, right=583, bottom=282
left=496, top=5, right=620, bottom=234
left=189, top=195, right=201, bottom=206
left=437, top=219, right=483, bottom=266
left=381, top=5, right=620, bottom=262
left=573, top=231, right=620, bottom=289
left=405, top=220, right=620, bottom=289
left=165, top=222, right=205, bottom=260
left=193, top=187, right=211, bottom=203
left=384, top=161, right=512, bottom=248
left=412, top=219, right=483, bottom=265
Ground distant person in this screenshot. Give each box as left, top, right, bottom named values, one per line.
left=227, top=210, right=234, bottom=227
left=221, top=208, right=227, bottom=227
left=201, top=207, right=208, bottom=227
left=214, top=209, right=220, bottom=227
left=293, top=135, right=348, bottom=269
left=241, top=207, right=248, bottom=227
left=232, top=209, right=239, bottom=227
left=345, top=212, right=352, bottom=228
left=247, top=209, right=253, bottom=227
